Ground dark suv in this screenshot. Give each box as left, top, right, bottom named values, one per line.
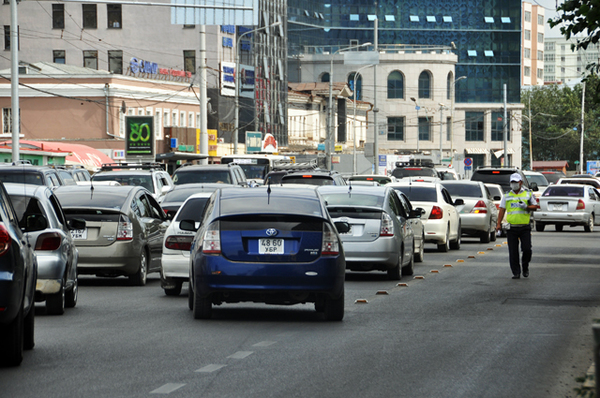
left=0, top=164, right=65, bottom=188
left=172, top=163, right=248, bottom=187
left=0, top=181, right=37, bottom=366
left=471, top=167, right=537, bottom=192
left=391, top=159, right=439, bottom=180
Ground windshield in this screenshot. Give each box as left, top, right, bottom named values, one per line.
left=173, top=170, right=232, bottom=185
left=543, top=186, right=584, bottom=197
left=93, top=174, right=153, bottom=191
left=281, top=176, right=334, bottom=186
left=390, top=186, right=437, bottom=202
left=471, top=171, right=514, bottom=191
left=525, top=174, right=549, bottom=186
left=0, top=172, right=44, bottom=185
left=392, top=168, right=438, bottom=178
left=239, top=164, right=267, bottom=180
left=442, top=183, right=482, bottom=198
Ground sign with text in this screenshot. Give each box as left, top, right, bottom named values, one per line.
left=245, top=131, right=262, bottom=153
left=171, top=0, right=259, bottom=26
left=221, top=62, right=255, bottom=98
left=125, top=116, right=154, bottom=161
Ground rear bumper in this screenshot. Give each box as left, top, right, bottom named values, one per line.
left=341, top=238, right=398, bottom=270
left=422, top=219, right=447, bottom=243
left=36, top=279, right=62, bottom=295
left=459, top=213, right=491, bottom=234
left=36, top=254, right=67, bottom=281
left=533, top=212, right=588, bottom=224
left=75, top=241, right=141, bottom=276
left=161, top=254, right=189, bottom=280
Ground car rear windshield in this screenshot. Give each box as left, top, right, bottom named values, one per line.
left=281, top=175, right=335, bottom=186
left=173, top=170, right=232, bottom=185
left=56, top=191, right=128, bottom=209
left=220, top=196, right=323, bottom=217
left=62, top=209, right=121, bottom=222
left=349, top=176, right=391, bottom=185
left=525, top=174, right=549, bottom=186
left=0, top=172, right=44, bottom=185
left=392, top=168, right=438, bottom=178
left=327, top=207, right=383, bottom=219
left=320, top=193, right=384, bottom=207
left=543, top=186, right=584, bottom=197
left=93, top=174, right=153, bottom=191
left=442, top=183, right=482, bottom=198
left=559, top=179, right=600, bottom=188
left=471, top=170, right=515, bottom=190
left=390, top=186, right=437, bottom=202
left=176, top=197, right=210, bottom=222
left=220, top=214, right=322, bottom=231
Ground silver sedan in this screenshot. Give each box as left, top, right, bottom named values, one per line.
left=533, top=184, right=600, bottom=232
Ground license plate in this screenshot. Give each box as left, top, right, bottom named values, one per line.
left=553, top=204, right=563, bottom=211
left=70, top=229, right=87, bottom=240
left=259, top=238, right=283, bottom=254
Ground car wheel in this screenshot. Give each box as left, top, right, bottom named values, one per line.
left=555, top=224, right=563, bottom=232
left=415, top=234, right=425, bottom=263
left=323, top=290, right=344, bottom=321
left=450, top=224, right=461, bottom=250
left=438, top=228, right=450, bottom=252
left=188, top=282, right=194, bottom=311
left=387, top=256, right=402, bottom=281
left=46, top=278, right=65, bottom=316
left=584, top=215, right=594, bottom=232
left=164, top=281, right=183, bottom=297
left=314, top=298, right=325, bottom=313
left=480, top=227, right=491, bottom=243
left=65, top=274, right=78, bottom=308
left=0, top=304, right=24, bottom=366
left=129, top=250, right=148, bottom=286
left=23, top=304, right=34, bottom=351
left=402, top=249, right=415, bottom=276
left=193, top=289, right=212, bottom=319
left=490, top=226, right=497, bottom=242
left=535, top=223, right=545, bottom=232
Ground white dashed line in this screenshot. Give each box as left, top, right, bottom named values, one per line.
left=150, top=383, right=186, bottom=394
left=252, top=341, right=276, bottom=347
left=195, top=364, right=227, bottom=373
left=227, top=351, right=254, bottom=359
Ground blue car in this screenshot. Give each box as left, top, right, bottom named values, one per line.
left=181, top=187, right=347, bottom=321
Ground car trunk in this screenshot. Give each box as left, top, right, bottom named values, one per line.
left=539, top=197, right=582, bottom=212
left=63, top=208, right=122, bottom=247
left=327, top=206, right=382, bottom=243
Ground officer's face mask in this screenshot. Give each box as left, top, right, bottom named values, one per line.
left=510, top=182, right=521, bottom=191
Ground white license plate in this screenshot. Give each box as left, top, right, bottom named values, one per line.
left=553, top=204, right=564, bottom=211
left=259, top=238, right=284, bottom=254
left=70, top=229, right=87, bottom=240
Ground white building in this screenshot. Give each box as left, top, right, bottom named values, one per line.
left=522, top=1, right=545, bottom=86
left=544, top=36, right=600, bottom=84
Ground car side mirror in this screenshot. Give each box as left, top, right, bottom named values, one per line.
left=179, top=219, right=198, bottom=232
left=334, top=221, right=350, bottom=234
left=25, top=214, right=48, bottom=232
left=68, top=218, right=86, bottom=230
left=493, top=195, right=501, bottom=201
left=161, top=185, right=171, bottom=194
left=409, top=208, right=424, bottom=219
left=454, top=198, right=464, bottom=206
left=530, top=182, right=539, bottom=191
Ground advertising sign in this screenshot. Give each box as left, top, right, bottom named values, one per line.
left=208, top=130, right=218, bottom=157
left=221, top=62, right=255, bottom=98
left=587, top=160, right=600, bottom=175
left=245, top=131, right=262, bottom=153
left=125, top=116, right=154, bottom=161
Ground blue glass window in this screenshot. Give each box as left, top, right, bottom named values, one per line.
left=484, top=17, right=494, bottom=23
left=368, top=15, right=377, bottom=21
left=501, top=17, right=511, bottom=23
left=465, top=112, right=484, bottom=141
left=484, top=50, right=494, bottom=57
left=426, top=16, right=436, bottom=22
left=418, top=71, right=431, bottom=99
left=491, top=112, right=510, bottom=141
left=387, top=71, right=404, bottom=99
left=468, top=50, right=477, bottom=57
left=443, top=16, right=452, bottom=22
left=388, top=117, right=404, bottom=141
left=409, top=15, right=419, bottom=22
left=348, top=72, right=362, bottom=100
left=385, top=15, right=395, bottom=22
left=418, top=117, right=430, bottom=141
left=321, top=72, right=330, bottom=83
left=350, top=14, right=359, bottom=21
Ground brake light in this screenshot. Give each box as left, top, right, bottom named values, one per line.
left=577, top=199, right=585, bottom=210
left=0, top=224, right=11, bottom=256
left=165, top=235, right=193, bottom=251
left=414, top=179, right=425, bottom=182
left=202, top=221, right=221, bottom=254
left=492, top=171, right=500, bottom=174
left=429, top=206, right=443, bottom=220
left=35, top=232, right=61, bottom=251
left=366, top=177, right=374, bottom=181
left=321, top=223, right=340, bottom=255
left=302, top=175, right=313, bottom=178
left=117, top=214, right=133, bottom=241
left=380, top=212, right=394, bottom=236
left=471, top=200, right=488, bottom=214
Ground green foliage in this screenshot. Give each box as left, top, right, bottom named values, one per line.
left=521, top=75, right=600, bottom=169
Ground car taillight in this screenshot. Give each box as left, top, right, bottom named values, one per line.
left=165, top=235, right=193, bottom=251
left=380, top=212, right=394, bottom=236
left=429, top=206, right=443, bottom=219
left=117, top=214, right=133, bottom=241
left=577, top=199, right=585, bottom=210
left=321, top=223, right=340, bottom=255
left=471, top=200, right=488, bottom=214
left=0, top=224, right=11, bottom=257
left=35, top=232, right=61, bottom=251
left=202, top=221, right=221, bottom=254
left=495, top=204, right=500, bottom=209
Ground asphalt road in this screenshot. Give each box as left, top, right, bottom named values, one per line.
left=1, top=228, right=599, bottom=398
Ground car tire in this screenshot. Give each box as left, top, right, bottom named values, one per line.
left=164, top=281, right=183, bottom=296
left=480, top=227, right=491, bottom=243
left=585, top=215, right=594, bottom=232
left=450, top=224, right=461, bottom=250
left=193, top=289, right=212, bottom=320
left=65, top=274, right=78, bottom=308
left=129, top=250, right=148, bottom=287
left=490, top=227, right=497, bottom=242
left=402, top=249, right=415, bottom=276
left=323, top=290, right=344, bottom=321
left=23, top=304, right=35, bottom=351
left=415, top=234, right=425, bottom=263
left=0, top=304, right=24, bottom=366
left=555, top=224, right=563, bottom=232
left=536, top=223, right=545, bottom=232
left=387, top=256, right=402, bottom=281
left=438, top=228, right=450, bottom=252
left=46, top=278, right=65, bottom=316
left=188, top=282, right=194, bottom=311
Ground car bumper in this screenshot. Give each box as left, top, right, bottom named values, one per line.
left=161, top=254, right=189, bottom=280
left=75, top=241, right=141, bottom=276
left=421, top=219, right=447, bottom=243
left=534, top=212, right=588, bottom=224
left=36, top=253, right=67, bottom=281
left=0, top=274, right=21, bottom=324
left=36, top=279, right=62, bottom=295
left=459, top=213, right=491, bottom=234
left=341, top=238, right=399, bottom=270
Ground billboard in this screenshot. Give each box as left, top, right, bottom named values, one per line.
left=125, top=116, right=154, bottom=161
left=221, top=61, right=255, bottom=98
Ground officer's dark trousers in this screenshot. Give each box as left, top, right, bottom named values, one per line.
left=506, top=225, right=532, bottom=276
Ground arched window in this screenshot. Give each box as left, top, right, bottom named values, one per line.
left=418, top=71, right=431, bottom=99
left=447, top=72, right=453, bottom=100
left=321, top=72, right=330, bottom=83
left=348, top=72, right=362, bottom=100
left=387, top=71, right=404, bottom=99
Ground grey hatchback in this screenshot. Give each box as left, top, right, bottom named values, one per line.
left=54, top=185, right=170, bottom=285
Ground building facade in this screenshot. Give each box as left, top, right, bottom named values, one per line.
left=543, top=37, right=600, bottom=84
left=522, top=1, right=545, bottom=86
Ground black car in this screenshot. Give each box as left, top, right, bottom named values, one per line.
left=391, top=159, right=439, bottom=180
left=471, top=167, right=537, bottom=192
left=0, top=181, right=37, bottom=366
left=0, top=164, right=65, bottom=188
left=159, top=183, right=232, bottom=219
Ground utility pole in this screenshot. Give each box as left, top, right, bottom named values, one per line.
left=10, top=0, right=19, bottom=162
left=580, top=81, right=585, bottom=174
left=503, top=84, right=508, bottom=167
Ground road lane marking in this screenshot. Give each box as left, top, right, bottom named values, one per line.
left=150, top=383, right=186, bottom=394
left=253, top=341, right=276, bottom=347
left=196, top=364, right=227, bottom=373
left=228, top=351, right=254, bottom=359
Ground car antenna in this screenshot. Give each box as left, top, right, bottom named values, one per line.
left=267, top=178, right=271, bottom=205
left=348, top=181, right=352, bottom=197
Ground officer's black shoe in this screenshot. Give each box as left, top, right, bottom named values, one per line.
left=512, top=275, right=520, bottom=279
left=523, top=270, right=529, bottom=278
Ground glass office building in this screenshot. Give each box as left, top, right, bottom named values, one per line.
left=288, top=0, right=522, bottom=104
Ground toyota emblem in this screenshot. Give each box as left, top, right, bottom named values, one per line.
left=265, top=228, right=278, bottom=237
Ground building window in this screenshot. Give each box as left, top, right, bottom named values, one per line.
left=418, top=117, right=430, bottom=141
left=465, top=112, right=484, bottom=141
left=183, top=50, right=196, bottom=73
left=524, top=11, right=531, bottom=22
left=82, top=4, right=97, bottom=29
left=53, top=50, right=65, bottom=64
left=387, top=71, right=404, bottom=99
left=183, top=24, right=195, bottom=29
left=537, top=68, right=544, bottom=79
left=545, top=54, right=555, bottom=62
left=418, top=71, right=431, bottom=99
left=524, top=30, right=531, bottom=41
left=538, top=14, right=544, bottom=25
left=447, top=72, right=453, bottom=100
left=538, top=33, right=544, bottom=43
left=53, top=4, right=65, bottom=29
left=491, top=112, right=510, bottom=141
left=524, top=66, right=531, bottom=76
left=2, top=108, right=12, bottom=135
left=387, top=117, right=404, bottom=141
left=3, top=26, right=9, bottom=51
left=188, top=113, right=194, bottom=128
left=545, top=42, right=555, bottom=51
left=83, top=50, right=98, bottom=69
left=163, top=111, right=169, bottom=126
left=524, top=48, right=531, bottom=59
left=321, top=73, right=330, bottom=83
left=446, top=117, right=451, bottom=141
left=172, top=111, right=178, bottom=126
left=348, top=72, right=362, bottom=101
left=107, top=4, right=122, bottom=29
left=561, top=56, right=565, bottom=62
left=108, top=50, right=123, bottom=74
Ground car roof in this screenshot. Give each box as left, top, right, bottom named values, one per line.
left=4, top=182, right=51, bottom=197
left=440, top=180, right=481, bottom=185
left=388, top=181, right=439, bottom=188
left=54, top=185, right=139, bottom=203
left=175, top=164, right=235, bottom=171
left=94, top=170, right=155, bottom=175
left=523, top=170, right=544, bottom=176
left=318, top=185, right=389, bottom=196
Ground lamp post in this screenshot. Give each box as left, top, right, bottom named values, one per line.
left=327, top=42, right=371, bottom=170
left=438, top=103, right=447, bottom=164
left=410, top=97, right=421, bottom=153
left=449, top=76, right=466, bottom=162
left=233, top=21, right=281, bottom=155
left=352, top=64, right=375, bottom=175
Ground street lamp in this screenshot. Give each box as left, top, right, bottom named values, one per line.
left=327, top=42, right=371, bottom=170
left=233, top=21, right=281, bottom=155
left=438, top=103, right=448, bottom=164
left=410, top=97, right=420, bottom=153
left=352, top=64, right=375, bottom=175
left=449, top=76, right=467, bottom=161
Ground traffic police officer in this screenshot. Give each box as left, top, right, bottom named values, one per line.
left=496, top=173, right=538, bottom=279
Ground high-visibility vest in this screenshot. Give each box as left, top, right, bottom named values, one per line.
left=506, top=189, right=532, bottom=225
